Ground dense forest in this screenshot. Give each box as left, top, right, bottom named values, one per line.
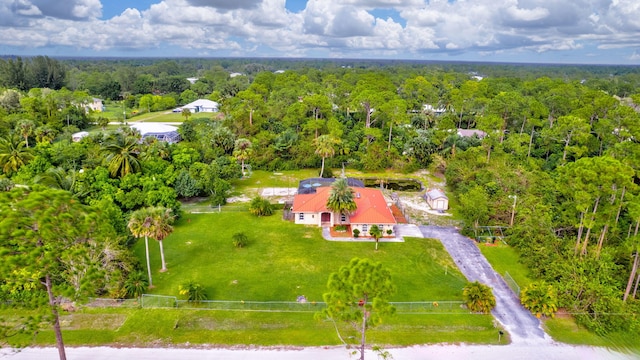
left=1, top=56, right=640, bottom=337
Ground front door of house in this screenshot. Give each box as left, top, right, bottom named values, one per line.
left=321, top=212, right=331, bottom=223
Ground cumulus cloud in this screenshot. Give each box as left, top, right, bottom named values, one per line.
left=185, top=0, right=262, bottom=10
left=25, top=0, right=102, bottom=20
left=0, top=0, right=638, bottom=62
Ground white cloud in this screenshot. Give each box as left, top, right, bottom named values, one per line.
left=505, top=5, right=549, bottom=22
left=0, top=0, right=638, bottom=63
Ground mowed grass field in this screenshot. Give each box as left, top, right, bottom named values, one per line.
left=137, top=211, right=468, bottom=302
left=4, top=210, right=502, bottom=348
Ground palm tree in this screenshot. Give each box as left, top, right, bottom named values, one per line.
left=0, top=135, right=33, bottom=175
left=181, top=108, right=191, bottom=121
left=233, top=138, right=252, bottom=176
left=33, top=167, right=77, bottom=192
left=150, top=207, right=175, bottom=272
left=314, top=134, right=337, bottom=178
left=326, top=178, right=357, bottom=225
left=16, top=119, right=35, bottom=148
left=128, top=208, right=155, bottom=288
left=102, top=133, right=141, bottom=178
left=369, top=224, right=382, bottom=250
left=463, top=281, right=496, bottom=314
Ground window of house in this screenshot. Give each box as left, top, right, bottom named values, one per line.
left=341, top=214, right=347, bottom=222
left=362, top=224, right=368, bottom=232
left=299, top=213, right=304, bottom=220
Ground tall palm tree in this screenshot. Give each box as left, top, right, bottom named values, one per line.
left=0, top=136, right=33, bottom=175
left=314, top=134, right=337, bottom=177
left=150, top=207, right=175, bottom=272
left=233, top=138, right=252, bottom=176
left=127, top=208, right=155, bottom=288
left=16, top=119, right=35, bottom=148
left=102, top=133, right=141, bottom=178
left=326, top=177, right=357, bottom=225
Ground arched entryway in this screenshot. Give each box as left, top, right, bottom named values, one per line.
left=321, top=212, right=331, bottom=225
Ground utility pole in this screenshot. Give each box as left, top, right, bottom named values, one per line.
left=508, top=195, right=517, bottom=227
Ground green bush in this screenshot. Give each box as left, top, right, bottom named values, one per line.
left=520, top=281, right=558, bottom=318
left=353, top=228, right=360, bottom=238
left=179, top=280, right=208, bottom=302
left=463, top=281, right=496, bottom=314
left=249, top=196, right=274, bottom=216
left=334, top=225, right=347, bottom=231
left=232, top=232, right=249, bottom=248
left=123, top=271, right=148, bottom=299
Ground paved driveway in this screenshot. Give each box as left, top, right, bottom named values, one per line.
left=418, top=225, right=550, bottom=344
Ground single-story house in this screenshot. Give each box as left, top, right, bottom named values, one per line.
left=292, top=186, right=396, bottom=236
left=423, top=104, right=447, bottom=114
left=130, top=123, right=180, bottom=143
left=425, top=189, right=449, bottom=211
left=72, top=131, right=89, bottom=142
left=179, top=99, right=219, bottom=113
left=457, top=129, right=487, bottom=139
left=87, top=98, right=104, bottom=112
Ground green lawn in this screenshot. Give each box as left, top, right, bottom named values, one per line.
left=478, top=243, right=533, bottom=290
left=230, top=169, right=320, bottom=193
left=137, top=212, right=468, bottom=302
left=12, top=308, right=499, bottom=347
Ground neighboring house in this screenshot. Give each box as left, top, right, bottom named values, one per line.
left=292, top=186, right=396, bottom=236
left=72, top=131, right=89, bottom=142
left=425, top=189, right=449, bottom=211
left=457, top=128, right=487, bottom=139
left=179, top=99, right=219, bottom=113
left=130, top=123, right=181, bottom=143
left=87, top=98, right=104, bottom=112
left=422, top=104, right=447, bottom=114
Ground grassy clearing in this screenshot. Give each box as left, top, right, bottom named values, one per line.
left=544, top=317, right=640, bottom=353
left=136, top=212, right=468, bottom=302
left=478, top=243, right=533, bottom=290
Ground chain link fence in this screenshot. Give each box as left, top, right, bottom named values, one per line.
left=504, top=271, right=521, bottom=296
left=128, top=295, right=466, bottom=314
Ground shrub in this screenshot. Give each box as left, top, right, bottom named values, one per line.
left=232, top=232, right=248, bottom=248
left=463, top=281, right=496, bottom=314
left=123, top=271, right=148, bottom=299
left=386, top=229, right=393, bottom=235
left=353, top=228, right=360, bottom=238
left=179, top=280, right=208, bottom=302
left=249, top=196, right=274, bottom=216
left=520, top=281, right=558, bottom=318
left=335, top=225, right=347, bottom=232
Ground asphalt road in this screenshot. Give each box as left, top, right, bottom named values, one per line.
left=2, top=344, right=637, bottom=360
left=418, top=225, right=549, bottom=344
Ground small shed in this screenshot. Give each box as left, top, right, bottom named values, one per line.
left=425, top=189, right=449, bottom=211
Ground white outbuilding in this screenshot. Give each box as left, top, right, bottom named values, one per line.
left=425, top=188, right=449, bottom=211
left=130, top=123, right=180, bottom=143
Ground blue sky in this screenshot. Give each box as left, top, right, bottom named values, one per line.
left=0, top=0, right=639, bottom=64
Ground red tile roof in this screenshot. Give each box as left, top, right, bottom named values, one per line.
left=292, top=186, right=396, bottom=225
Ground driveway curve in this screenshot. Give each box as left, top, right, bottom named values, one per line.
left=418, top=225, right=551, bottom=344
